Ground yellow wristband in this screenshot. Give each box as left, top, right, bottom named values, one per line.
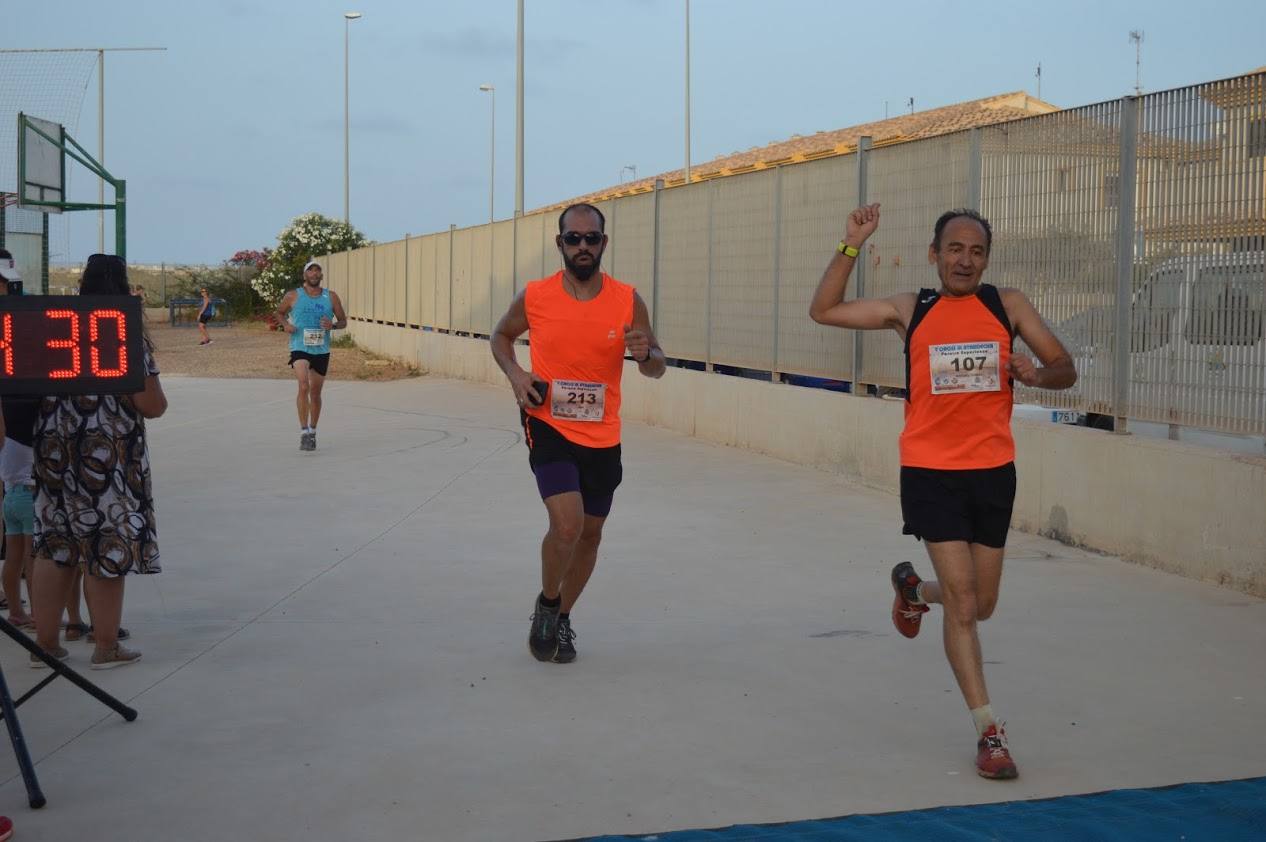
left=837, top=241, right=860, bottom=257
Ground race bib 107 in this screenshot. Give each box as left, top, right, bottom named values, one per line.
left=928, top=341, right=1001, bottom=394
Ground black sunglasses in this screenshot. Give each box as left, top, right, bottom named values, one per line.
left=561, top=231, right=603, bottom=246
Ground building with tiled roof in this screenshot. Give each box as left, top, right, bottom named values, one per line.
left=541, top=91, right=1058, bottom=211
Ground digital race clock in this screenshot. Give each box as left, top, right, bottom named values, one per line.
left=0, top=295, right=145, bottom=395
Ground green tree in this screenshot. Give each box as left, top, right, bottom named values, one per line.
left=252, top=212, right=369, bottom=304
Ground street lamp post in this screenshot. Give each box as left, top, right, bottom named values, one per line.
left=684, top=0, right=691, bottom=184
left=343, top=11, right=362, bottom=224
left=479, top=84, right=495, bottom=224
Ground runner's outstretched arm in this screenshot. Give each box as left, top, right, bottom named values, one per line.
left=809, top=203, right=904, bottom=333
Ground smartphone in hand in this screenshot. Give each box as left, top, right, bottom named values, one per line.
left=528, top=379, right=549, bottom=406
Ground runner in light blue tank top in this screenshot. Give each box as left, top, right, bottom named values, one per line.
left=288, top=287, right=333, bottom=354
left=275, top=260, right=348, bottom=451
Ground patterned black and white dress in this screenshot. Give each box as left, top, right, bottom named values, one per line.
left=32, top=348, right=161, bottom=577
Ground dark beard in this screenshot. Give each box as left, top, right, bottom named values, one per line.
left=564, top=249, right=603, bottom=282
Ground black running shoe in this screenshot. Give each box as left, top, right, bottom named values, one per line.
left=528, top=596, right=559, bottom=662
left=553, top=616, right=577, bottom=663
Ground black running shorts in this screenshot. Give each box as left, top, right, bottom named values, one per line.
left=521, top=411, right=622, bottom=515
left=289, top=351, right=330, bottom=377
left=899, top=462, right=1016, bottom=548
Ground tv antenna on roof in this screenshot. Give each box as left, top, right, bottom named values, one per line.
left=907, top=97, right=914, bottom=115
left=1035, top=62, right=1042, bottom=99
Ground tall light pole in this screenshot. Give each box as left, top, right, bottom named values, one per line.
left=344, top=11, right=362, bottom=224
left=684, top=0, right=691, bottom=184
left=479, top=84, right=495, bottom=224
left=515, top=0, right=524, bottom=217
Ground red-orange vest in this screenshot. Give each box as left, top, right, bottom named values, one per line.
left=524, top=271, right=635, bottom=448
left=901, top=284, right=1015, bottom=469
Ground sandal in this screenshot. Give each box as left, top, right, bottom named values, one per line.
left=64, top=622, right=90, bottom=641
left=90, top=644, right=142, bottom=670
left=85, top=626, right=130, bottom=642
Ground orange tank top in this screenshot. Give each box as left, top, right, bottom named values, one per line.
left=524, top=271, right=635, bottom=448
left=900, top=284, right=1015, bottom=469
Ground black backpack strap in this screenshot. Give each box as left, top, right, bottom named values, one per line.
left=903, top=289, right=940, bottom=400
left=977, top=283, right=1017, bottom=390
left=977, top=284, right=1015, bottom=339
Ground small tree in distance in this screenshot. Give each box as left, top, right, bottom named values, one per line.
left=251, top=212, right=369, bottom=304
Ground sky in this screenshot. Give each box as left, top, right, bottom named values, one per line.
left=6, top=0, right=1266, bottom=265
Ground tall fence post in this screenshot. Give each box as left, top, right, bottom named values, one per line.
left=448, top=223, right=456, bottom=333
left=404, top=233, right=411, bottom=327
left=652, top=178, right=663, bottom=336
left=852, top=136, right=871, bottom=391
left=967, top=128, right=982, bottom=210
left=487, top=223, right=495, bottom=336
left=770, top=166, right=783, bottom=382
left=1113, top=96, right=1140, bottom=434
left=705, top=179, right=714, bottom=372
left=607, top=198, right=617, bottom=277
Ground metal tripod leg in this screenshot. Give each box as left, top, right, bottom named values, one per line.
left=0, top=616, right=139, bottom=808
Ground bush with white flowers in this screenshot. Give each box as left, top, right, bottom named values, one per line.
left=251, top=212, right=369, bottom=304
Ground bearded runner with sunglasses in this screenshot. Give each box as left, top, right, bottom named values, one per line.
left=491, top=203, right=665, bottom=663
left=810, top=204, right=1077, bottom=780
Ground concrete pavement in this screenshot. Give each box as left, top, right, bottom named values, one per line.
left=2, top=375, right=1263, bottom=841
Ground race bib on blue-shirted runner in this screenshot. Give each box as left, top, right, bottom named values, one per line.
left=303, top=328, right=326, bottom=347
left=550, top=379, right=605, bottom=422
left=928, top=341, right=1001, bottom=394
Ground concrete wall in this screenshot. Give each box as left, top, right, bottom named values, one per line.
left=350, top=320, right=1266, bottom=597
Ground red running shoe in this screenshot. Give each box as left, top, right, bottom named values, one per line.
left=0, top=814, right=13, bottom=842
left=890, top=561, right=929, bottom=639
left=976, top=724, right=1019, bottom=779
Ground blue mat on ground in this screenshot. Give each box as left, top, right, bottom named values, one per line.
left=575, top=776, right=1266, bottom=841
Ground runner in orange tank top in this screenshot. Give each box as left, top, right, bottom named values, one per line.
left=491, top=203, right=665, bottom=664
left=810, top=204, right=1076, bottom=780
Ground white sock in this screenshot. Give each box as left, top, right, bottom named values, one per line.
left=302, top=426, right=312, bottom=433
left=970, top=704, right=997, bottom=736
left=913, top=582, right=927, bottom=605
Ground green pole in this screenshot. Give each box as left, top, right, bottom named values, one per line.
left=114, top=179, right=126, bottom=259
left=42, top=212, right=50, bottom=293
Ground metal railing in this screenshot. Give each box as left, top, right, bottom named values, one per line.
left=323, top=71, right=1266, bottom=437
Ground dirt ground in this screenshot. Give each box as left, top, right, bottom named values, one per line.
left=148, top=319, right=424, bottom=381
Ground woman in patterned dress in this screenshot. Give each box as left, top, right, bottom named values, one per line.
left=31, top=254, right=167, bottom=669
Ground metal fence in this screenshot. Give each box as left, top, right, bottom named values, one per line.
left=324, top=71, right=1266, bottom=436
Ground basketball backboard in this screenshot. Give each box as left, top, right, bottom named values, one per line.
left=16, top=113, right=64, bottom=214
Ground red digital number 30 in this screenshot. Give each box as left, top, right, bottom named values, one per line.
left=44, top=308, right=129, bottom=379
